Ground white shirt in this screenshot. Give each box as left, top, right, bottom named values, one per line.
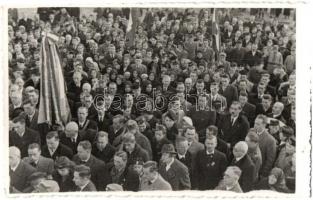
left=71, top=135, right=78, bottom=143
left=231, top=115, right=239, bottom=125
left=81, top=155, right=90, bottom=163
left=78, top=120, right=86, bottom=127
left=256, top=129, right=266, bottom=136
left=28, top=110, right=36, bottom=121
left=206, top=150, right=214, bottom=155
left=48, top=145, right=58, bottom=156
left=235, top=155, right=245, bottom=162
left=10, top=161, right=20, bottom=172
left=18, top=131, right=25, bottom=138
left=178, top=154, right=186, bottom=159
left=165, top=158, right=175, bottom=171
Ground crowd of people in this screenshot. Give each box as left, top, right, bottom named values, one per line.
left=8, top=8, right=296, bottom=193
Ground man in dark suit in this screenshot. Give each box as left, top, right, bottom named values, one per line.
left=72, top=140, right=106, bottom=191
left=159, top=144, right=191, bottom=190
left=22, top=143, right=54, bottom=177
left=220, top=74, right=238, bottom=108
left=60, top=121, right=83, bottom=154
left=242, top=43, right=262, bottom=68
left=195, top=136, right=228, bottom=190
left=9, top=116, right=41, bottom=158
left=175, top=136, right=194, bottom=188
left=217, top=101, right=250, bottom=148
left=108, top=114, right=126, bottom=145
left=41, top=131, right=74, bottom=160
left=75, top=106, right=98, bottom=132
left=230, top=141, right=256, bottom=192
left=101, top=44, right=118, bottom=66
left=9, top=146, right=36, bottom=193
left=91, top=131, right=116, bottom=163
left=121, top=133, right=150, bottom=168
left=255, top=94, right=273, bottom=116
left=205, top=126, right=231, bottom=160
left=91, top=100, right=112, bottom=132
left=22, top=99, right=40, bottom=132
left=268, top=102, right=286, bottom=124
left=187, top=94, right=216, bottom=135
left=73, top=165, right=97, bottom=191
left=102, top=151, right=140, bottom=191
left=239, top=92, right=256, bottom=126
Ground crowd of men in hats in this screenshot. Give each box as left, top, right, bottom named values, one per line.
left=8, top=8, right=296, bottom=193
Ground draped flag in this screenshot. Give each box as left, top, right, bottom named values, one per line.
left=38, top=32, right=71, bottom=125
left=125, top=8, right=140, bottom=46
left=212, top=8, right=221, bottom=53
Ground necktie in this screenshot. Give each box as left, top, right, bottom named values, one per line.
left=231, top=117, right=235, bottom=125
left=30, top=161, right=37, bottom=168
left=72, top=138, right=76, bottom=143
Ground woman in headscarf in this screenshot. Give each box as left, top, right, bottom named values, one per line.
left=255, top=167, right=290, bottom=193
left=52, top=156, right=76, bottom=192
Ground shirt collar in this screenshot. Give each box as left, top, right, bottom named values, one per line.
left=178, top=153, right=186, bottom=159
left=28, top=110, right=36, bottom=120
left=235, top=155, right=245, bottom=161
left=166, top=158, right=175, bottom=168
left=150, top=174, right=159, bottom=184
left=81, top=155, right=91, bottom=163
left=79, top=181, right=90, bottom=191
left=11, top=161, right=20, bottom=171
left=257, top=129, right=266, bottom=135
left=206, top=150, right=214, bottom=155
left=13, top=102, right=22, bottom=109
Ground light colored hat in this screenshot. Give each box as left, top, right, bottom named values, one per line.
left=182, top=116, right=193, bottom=126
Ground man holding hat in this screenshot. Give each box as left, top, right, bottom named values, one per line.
left=159, top=144, right=191, bottom=190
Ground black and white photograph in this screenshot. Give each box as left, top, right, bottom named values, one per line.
left=2, top=2, right=310, bottom=198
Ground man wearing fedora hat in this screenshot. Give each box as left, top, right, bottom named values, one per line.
left=159, top=144, right=191, bottom=190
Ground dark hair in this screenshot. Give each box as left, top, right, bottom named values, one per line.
left=74, top=165, right=91, bottom=178
left=28, top=143, right=41, bottom=151
left=206, top=125, right=218, bottom=136
left=46, top=131, right=59, bottom=140
left=78, top=140, right=92, bottom=151
left=12, top=116, right=26, bottom=124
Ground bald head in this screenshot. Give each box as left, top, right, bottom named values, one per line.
left=272, top=102, right=284, bottom=115
left=65, top=121, right=79, bottom=138
left=233, top=141, right=248, bottom=159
